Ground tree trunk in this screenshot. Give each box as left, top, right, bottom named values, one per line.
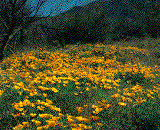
left=0, top=35, right=9, bottom=63
left=20, top=29, right=24, bottom=47
left=0, top=26, right=22, bottom=63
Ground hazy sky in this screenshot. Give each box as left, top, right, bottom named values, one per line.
left=29, top=0, right=97, bottom=16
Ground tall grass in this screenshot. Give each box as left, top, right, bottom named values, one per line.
left=0, top=38, right=159, bottom=130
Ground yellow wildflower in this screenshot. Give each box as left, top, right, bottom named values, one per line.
left=30, top=113, right=37, bottom=117
left=92, top=105, right=98, bottom=109
left=74, top=93, right=78, bottom=95
left=104, top=85, right=112, bottom=89
left=30, top=103, right=35, bottom=107
left=68, top=117, right=75, bottom=123
left=22, top=99, right=30, bottom=106
left=37, top=106, right=44, bottom=111
left=21, top=112, right=25, bottom=116
left=14, top=85, right=20, bottom=90
left=12, top=124, right=23, bottom=130
left=83, top=118, right=90, bottom=123
left=50, top=105, right=61, bottom=112
left=97, top=123, right=103, bottom=127
left=34, top=120, right=41, bottom=126
left=39, top=114, right=52, bottom=119
left=112, top=93, right=121, bottom=98
left=42, top=125, right=50, bottom=129
left=76, top=86, right=80, bottom=89
left=59, top=113, right=63, bottom=118
left=118, top=102, right=126, bottom=107
left=46, top=120, right=56, bottom=127
left=17, top=107, right=23, bottom=112
left=86, top=87, right=90, bottom=91
left=40, top=101, right=46, bottom=105
left=22, top=122, right=29, bottom=127
left=106, top=79, right=112, bottom=82
left=104, top=104, right=110, bottom=109
left=71, top=123, right=77, bottom=127
left=46, top=99, right=53, bottom=105
left=121, top=96, right=126, bottom=102
left=16, top=82, right=24, bottom=88
left=30, top=93, right=34, bottom=96
left=78, top=124, right=86, bottom=128
left=43, top=93, right=47, bottom=97
left=76, top=107, right=83, bottom=113
left=44, top=102, right=50, bottom=107
left=17, top=101, right=23, bottom=107
left=75, top=82, right=80, bottom=85
left=50, top=87, right=58, bottom=93
left=37, top=127, right=43, bottom=130
left=93, top=107, right=103, bottom=114
left=51, top=116, right=59, bottom=121
left=76, top=116, right=83, bottom=122
left=72, top=128, right=82, bottom=130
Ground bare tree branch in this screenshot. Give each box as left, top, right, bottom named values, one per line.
left=0, top=0, right=73, bottom=63
left=0, top=15, right=9, bottom=30
left=33, top=0, right=47, bottom=17
left=13, top=0, right=28, bottom=14
left=14, top=0, right=18, bottom=4
left=4, top=26, right=23, bottom=51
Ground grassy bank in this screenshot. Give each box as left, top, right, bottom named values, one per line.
left=0, top=38, right=159, bottom=130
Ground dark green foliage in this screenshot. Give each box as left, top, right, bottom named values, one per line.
left=1, top=0, right=159, bottom=56
left=1, top=64, right=8, bottom=70
left=97, top=95, right=159, bottom=130
left=97, top=104, right=134, bottom=130
left=0, top=114, right=18, bottom=129
left=144, top=17, right=159, bottom=38
left=115, top=72, right=123, bottom=80
left=0, top=87, right=26, bottom=129
left=77, top=77, right=92, bottom=84
left=98, top=109, right=109, bottom=120
left=91, top=63, right=99, bottom=69
left=50, top=0, right=159, bottom=45
left=0, top=87, right=20, bottom=112
left=131, top=97, right=159, bottom=130
left=114, top=72, right=149, bottom=85
left=0, top=50, right=4, bottom=63
left=53, top=93, right=80, bottom=115
left=79, top=54, right=91, bottom=58
left=92, top=50, right=106, bottom=57
left=112, top=22, right=145, bottom=41
left=53, top=23, right=98, bottom=46
left=42, top=81, right=79, bottom=115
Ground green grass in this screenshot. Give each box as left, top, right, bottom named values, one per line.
left=0, top=37, right=160, bottom=130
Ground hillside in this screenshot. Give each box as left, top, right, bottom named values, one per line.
left=1, top=0, right=159, bottom=53
left=48, top=0, right=159, bottom=42
left=0, top=39, right=159, bottom=129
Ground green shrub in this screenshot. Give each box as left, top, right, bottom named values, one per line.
left=0, top=86, right=26, bottom=129
left=130, top=94, right=159, bottom=130
left=114, top=72, right=150, bottom=86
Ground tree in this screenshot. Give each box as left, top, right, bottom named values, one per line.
left=0, top=0, right=71, bottom=63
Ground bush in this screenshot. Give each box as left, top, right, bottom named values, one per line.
left=114, top=72, right=148, bottom=85
left=131, top=94, right=159, bottom=130
left=0, top=86, right=26, bottom=129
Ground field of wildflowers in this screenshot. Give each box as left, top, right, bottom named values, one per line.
left=0, top=39, right=159, bottom=130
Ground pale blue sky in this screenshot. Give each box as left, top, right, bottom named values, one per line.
left=28, top=0, right=97, bottom=16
